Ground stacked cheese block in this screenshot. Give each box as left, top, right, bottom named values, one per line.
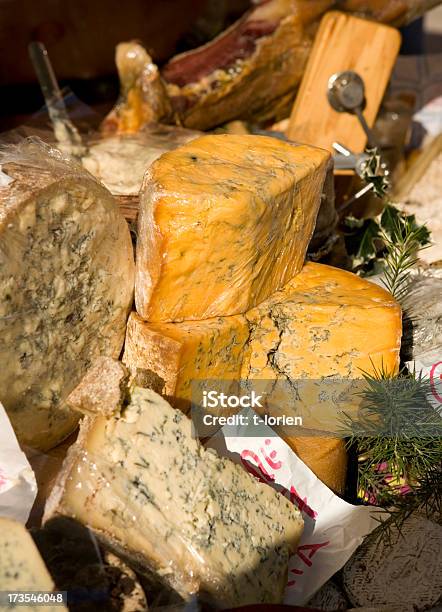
left=0, top=134, right=402, bottom=609
left=123, top=133, right=403, bottom=493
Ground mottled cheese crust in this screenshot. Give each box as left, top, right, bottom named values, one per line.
left=0, top=518, right=66, bottom=611
left=136, top=134, right=330, bottom=321
left=45, top=388, right=303, bottom=608
left=125, top=263, right=402, bottom=492
left=242, top=263, right=402, bottom=492
left=0, top=162, right=134, bottom=450
left=243, top=263, right=402, bottom=379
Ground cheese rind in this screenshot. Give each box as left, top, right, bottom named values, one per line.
left=242, top=263, right=402, bottom=379
left=0, top=148, right=134, bottom=450
left=135, top=134, right=330, bottom=321
left=65, top=357, right=130, bottom=418
left=0, top=518, right=65, bottom=611
left=45, top=387, right=303, bottom=608
left=241, top=262, right=402, bottom=492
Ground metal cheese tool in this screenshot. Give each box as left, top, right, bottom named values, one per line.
left=332, top=142, right=369, bottom=173
left=327, top=70, right=379, bottom=149
left=28, top=41, right=84, bottom=154
left=332, top=142, right=389, bottom=212
left=328, top=72, right=388, bottom=212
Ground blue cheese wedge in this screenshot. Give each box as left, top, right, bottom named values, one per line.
left=0, top=145, right=135, bottom=450
left=45, top=387, right=303, bottom=608
left=0, top=518, right=67, bottom=611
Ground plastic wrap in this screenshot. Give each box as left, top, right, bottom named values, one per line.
left=135, top=133, right=330, bottom=322
left=81, top=125, right=200, bottom=198
left=3, top=113, right=200, bottom=224
left=80, top=124, right=200, bottom=225
left=33, top=518, right=148, bottom=611
left=0, top=137, right=135, bottom=451
left=44, top=387, right=304, bottom=610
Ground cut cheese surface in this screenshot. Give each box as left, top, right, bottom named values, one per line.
left=135, top=134, right=330, bottom=321
left=65, top=357, right=129, bottom=418
left=0, top=518, right=65, bottom=611
left=123, top=311, right=248, bottom=412
left=45, top=387, right=303, bottom=608
left=0, top=145, right=134, bottom=450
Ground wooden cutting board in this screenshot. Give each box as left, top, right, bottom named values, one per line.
left=287, top=11, right=401, bottom=154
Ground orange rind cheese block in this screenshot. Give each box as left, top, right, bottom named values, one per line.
left=242, top=263, right=402, bottom=492
left=135, top=134, right=330, bottom=321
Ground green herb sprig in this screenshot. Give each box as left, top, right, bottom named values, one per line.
left=358, top=148, right=390, bottom=199
left=340, top=364, right=442, bottom=542
left=343, top=147, right=431, bottom=300
left=379, top=206, right=431, bottom=299
left=340, top=150, right=438, bottom=546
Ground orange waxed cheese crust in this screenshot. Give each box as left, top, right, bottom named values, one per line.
left=243, top=262, right=402, bottom=380
left=126, top=263, right=402, bottom=492
left=242, top=263, right=402, bottom=492
left=135, top=134, right=330, bottom=322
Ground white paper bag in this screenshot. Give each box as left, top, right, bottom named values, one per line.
left=206, top=410, right=380, bottom=605
left=0, top=401, right=37, bottom=523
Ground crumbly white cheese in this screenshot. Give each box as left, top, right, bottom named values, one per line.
left=0, top=163, right=134, bottom=450
left=45, top=388, right=303, bottom=608
left=81, top=128, right=198, bottom=196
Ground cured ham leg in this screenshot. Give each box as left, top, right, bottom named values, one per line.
left=103, top=0, right=441, bottom=132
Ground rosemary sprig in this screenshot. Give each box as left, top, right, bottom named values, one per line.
left=343, top=200, right=431, bottom=298
left=340, top=365, right=442, bottom=543
left=340, top=151, right=438, bottom=546
left=379, top=206, right=431, bottom=299
left=342, top=146, right=431, bottom=294
left=342, top=362, right=441, bottom=436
